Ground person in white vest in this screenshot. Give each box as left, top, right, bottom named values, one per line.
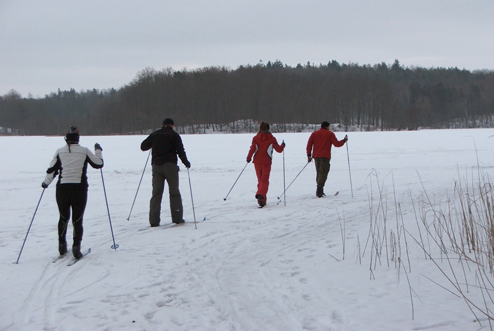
left=42, top=126, right=104, bottom=259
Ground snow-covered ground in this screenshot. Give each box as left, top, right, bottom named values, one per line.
left=2, top=128, right=494, bottom=331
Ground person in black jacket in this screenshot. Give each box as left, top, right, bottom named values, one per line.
left=141, top=118, right=191, bottom=227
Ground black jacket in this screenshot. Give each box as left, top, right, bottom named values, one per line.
left=140, top=126, right=189, bottom=166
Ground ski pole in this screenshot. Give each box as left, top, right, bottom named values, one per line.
left=100, top=169, right=119, bottom=250
left=282, top=140, right=286, bottom=206
left=276, top=162, right=309, bottom=205
left=13, top=188, right=45, bottom=264
left=127, top=150, right=151, bottom=221
left=223, top=162, right=249, bottom=201
left=346, top=141, right=354, bottom=197
left=187, top=168, right=197, bottom=229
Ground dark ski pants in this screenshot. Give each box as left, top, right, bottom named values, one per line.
left=254, top=163, right=271, bottom=202
left=150, top=163, right=183, bottom=225
left=314, top=157, right=331, bottom=188
left=56, top=184, right=88, bottom=245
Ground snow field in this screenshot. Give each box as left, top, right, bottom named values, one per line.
left=2, top=129, right=494, bottom=330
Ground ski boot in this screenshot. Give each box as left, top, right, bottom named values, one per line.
left=256, top=194, right=266, bottom=207
left=72, top=243, right=83, bottom=259
left=59, top=240, right=67, bottom=255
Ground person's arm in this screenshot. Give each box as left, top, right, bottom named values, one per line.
left=42, top=151, right=61, bottom=188
left=175, top=134, right=190, bottom=168
left=272, top=137, right=285, bottom=153
left=246, top=137, right=258, bottom=162
left=306, top=133, right=314, bottom=162
left=140, top=135, right=153, bottom=151
left=86, top=144, right=104, bottom=169
left=331, top=132, right=347, bottom=148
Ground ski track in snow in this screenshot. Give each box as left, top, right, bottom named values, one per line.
left=2, top=130, right=494, bottom=330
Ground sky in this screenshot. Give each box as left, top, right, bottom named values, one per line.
left=1, top=0, right=493, bottom=98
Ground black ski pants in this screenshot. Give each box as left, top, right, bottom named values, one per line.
left=56, top=183, right=88, bottom=245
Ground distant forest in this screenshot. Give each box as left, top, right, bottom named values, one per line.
left=1, top=59, right=494, bottom=135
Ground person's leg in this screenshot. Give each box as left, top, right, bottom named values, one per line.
left=150, top=164, right=166, bottom=226
left=255, top=164, right=271, bottom=205
left=255, top=164, right=261, bottom=194
left=56, top=185, right=71, bottom=254
left=71, top=185, right=88, bottom=246
left=258, top=164, right=271, bottom=203
left=163, top=163, right=184, bottom=223
left=315, top=158, right=330, bottom=197
left=254, top=164, right=264, bottom=206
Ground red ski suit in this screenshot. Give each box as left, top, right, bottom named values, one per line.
left=306, top=127, right=345, bottom=159
left=246, top=131, right=285, bottom=202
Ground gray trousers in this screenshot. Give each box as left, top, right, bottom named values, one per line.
left=150, top=163, right=183, bottom=225
left=314, top=158, right=331, bottom=188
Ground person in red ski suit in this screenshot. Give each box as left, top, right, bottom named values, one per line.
left=246, top=122, right=285, bottom=207
left=306, top=121, right=348, bottom=197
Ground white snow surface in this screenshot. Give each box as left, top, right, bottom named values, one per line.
left=2, top=129, right=494, bottom=331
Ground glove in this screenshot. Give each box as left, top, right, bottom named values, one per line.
left=307, top=155, right=312, bottom=163
left=41, top=182, right=48, bottom=189
left=95, top=143, right=103, bottom=151
left=184, top=160, right=191, bottom=169
left=344, top=135, right=348, bottom=142
left=282, top=141, right=286, bottom=147
left=246, top=158, right=251, bottom=163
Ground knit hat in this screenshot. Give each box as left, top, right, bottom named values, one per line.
left=65, top=126, right=80, bottom=143
left=163, top=118, right=174, bottom=126
left=321, top=121, right=330, bottom=128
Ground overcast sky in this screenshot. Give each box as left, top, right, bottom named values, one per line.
left=1, top=0, right=493, bottom=98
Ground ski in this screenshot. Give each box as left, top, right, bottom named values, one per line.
left=334, top=191, right=339, bottom=196
left=52, top=249, right=72, bottom=263
left=138, top=223, right=181, bottom=231
left=67, top=248, right=91, bottom=266
left=162, top=222, right=185, bottom=229
left=162, top=217, right=207, bottom=228
left=140, top=217, right=205, bottom=231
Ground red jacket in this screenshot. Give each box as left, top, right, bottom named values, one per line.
left=306, top=127, right=345, bottom=159
left=247, top=131, right=285, bottom=165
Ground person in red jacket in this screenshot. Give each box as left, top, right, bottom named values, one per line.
left=246, top=121, right=285, bottom=207
left=306, top=121, right=348, bottom=197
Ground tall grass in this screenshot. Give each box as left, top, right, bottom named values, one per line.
left=410, top=167, right=494, bottom=328
left=359, top=168, right=494, bottom=328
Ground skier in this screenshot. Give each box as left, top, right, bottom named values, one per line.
left=306, top=121, right=348, bottom=197
left=140, top=118, right=191, bottom=227
left=42, top=126, right=104, bottom=259
left=246, top=121, right=285, bottom=207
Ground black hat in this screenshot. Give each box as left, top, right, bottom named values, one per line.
left=321, top=121, right=330, bottom=128
left=65, top=126, right=80, bottom=143
left=163, top=118, right=174, bottom=126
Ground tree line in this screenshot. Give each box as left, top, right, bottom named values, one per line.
left=1, top=59, right=493, bottom=135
